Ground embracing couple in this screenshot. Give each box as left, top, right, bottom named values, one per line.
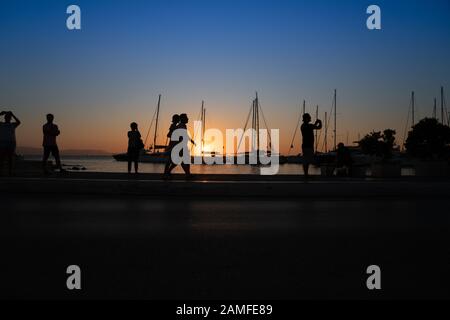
left=163, top=113, right=195, bottom=179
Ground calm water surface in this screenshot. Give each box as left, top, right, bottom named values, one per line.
left=24, top=155, right=414, bottom=176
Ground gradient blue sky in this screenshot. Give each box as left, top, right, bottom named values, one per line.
left=1, top=0, right=449, bottom=153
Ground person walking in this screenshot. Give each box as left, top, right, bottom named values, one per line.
left=165, top=114, right=195, bottom=178
left=164, top=114, right=180, bottom=176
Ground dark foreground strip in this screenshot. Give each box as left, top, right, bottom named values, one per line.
left=1, top=176, right=450, bottom=198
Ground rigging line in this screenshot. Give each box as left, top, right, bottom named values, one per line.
left=319, top=93, right=336, bottom=152
left=237, top=103, right=254, bottom=153
left=192, top=108, right=203, bottom=141
left=319, top=110, right=333, bottom=153
left=402, top=97, right=412, bottom=148
left=144, top=107, right=158, bottom=147
left=257, top=100, right=272, bottom=147
left=319, top=103, right=334, bottom=153
left=444, top=93, right=449, bottom=126
left=443, top=93, right=447, bottom=124
left=288, top=121, right=300, bottom=155
left=191, top=107, right=203, bottom=153
left=414, top=97, right=420, bottom=125
left=288, top=103, right=302, bottom=155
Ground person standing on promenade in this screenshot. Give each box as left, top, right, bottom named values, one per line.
left=301, top=113, right=322, bottom=178
left=127, top=122, right=144, bottom=174
left=42, top=114, right=65, bottom=174
left=0, top=111, right=21, bottom=176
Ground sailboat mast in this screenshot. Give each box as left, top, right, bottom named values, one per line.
left=251, top=99, right=256, bottom=153
left=256, top=92, right=260, bottom=153
left=203, top=104, right=206, bottom=153
left=412, top=91, right=415, bottom=126
left=153, top=94, right=161, bottom=151
left=324, top=111, right=328, bottom=153
left=201, top=100, right=205, bottom=152
left=315, top=105, right=319, bottom=153
left=334, top=89, right=337, bottom=151
left=441, top=86, right=445, bottom=125
left=303, top=100, right=306, bottom=115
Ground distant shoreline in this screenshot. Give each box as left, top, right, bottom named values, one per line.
left=16, top=146, right=113, bottom=157
left=21, top=154, right=113, bottom=158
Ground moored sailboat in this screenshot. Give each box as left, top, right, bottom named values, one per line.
left=113, top=94, right=169, bottom=163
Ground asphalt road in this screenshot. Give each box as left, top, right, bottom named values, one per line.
left=1, top=193, right=450, bottom=299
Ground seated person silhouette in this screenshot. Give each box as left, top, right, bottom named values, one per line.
left=336, top=143, right=353, bottom=176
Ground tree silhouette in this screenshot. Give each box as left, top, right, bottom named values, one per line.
left=359, top=129, right=396, bottom=159
left=405, top=118, right=450, bottom=159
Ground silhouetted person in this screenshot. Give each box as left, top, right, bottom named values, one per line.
left=167, top=114, right=180, bottom=143
left=0, top=111, right=21, bottom=176
left=164, top=114, right=180, bottom=176
left=301, top=113, right=322, bottom=177
left=336, top=142, right=353, bottom=176
left=166, top=113, right=195, bottom=178
left=43, top=114, right=65, bottom=174
left=127, top=122, right=143, bottom=174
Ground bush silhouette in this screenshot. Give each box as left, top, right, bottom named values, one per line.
left=358, top=129, right=397, bottom=160
left=405, top=118, right=450, bottom=159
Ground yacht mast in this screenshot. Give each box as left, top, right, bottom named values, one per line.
left=315, top=105, right=319, bottom=153
left=333, top=89, right=337, bottom=151
left=255, top=92, right=260, bottom=154
left=441, top=86, right=445, bottom=125
left=201, top=100, right=205, bottom=153
left=252, top=99, right=256, bottom=152
left=153, top=94, right=161, bottom=151
left=324, top=111, right=328, bottom=153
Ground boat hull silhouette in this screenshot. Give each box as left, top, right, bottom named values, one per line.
left=113, top=151, right=287, bottom=165
left=113, top=151, right=168, bottom=163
